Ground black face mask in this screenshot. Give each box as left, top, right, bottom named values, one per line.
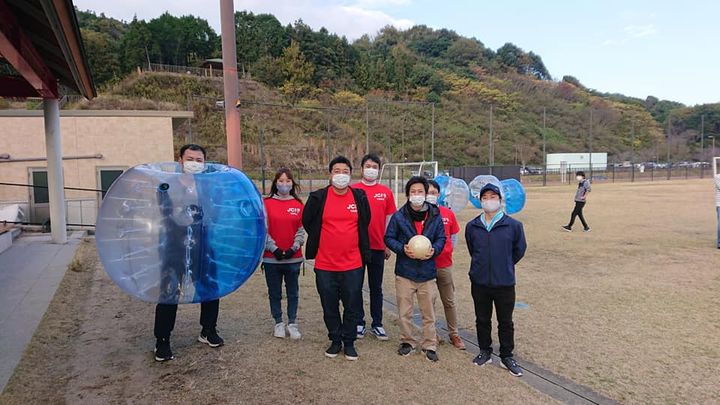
left=405, top=203, right=427, bottom=222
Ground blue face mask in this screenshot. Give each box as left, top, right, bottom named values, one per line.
left=277, top=184, right=292, bottom=195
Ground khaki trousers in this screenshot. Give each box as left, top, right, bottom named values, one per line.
left=395, top=275, right=437, bottom=351
left=434, top=266, right=459, bottom=337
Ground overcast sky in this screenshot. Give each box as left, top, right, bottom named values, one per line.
left=74, top=0, right=720, bottom=106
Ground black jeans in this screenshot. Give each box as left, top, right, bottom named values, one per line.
left=154, top=299, right=219, bottom=339
left=358, top=250, right=386, bottom=328
left=568, top=201, right=589, bottom=229
left=471, top=283, right=515, bottom=358
left=315, top=267, right=364, bottom=346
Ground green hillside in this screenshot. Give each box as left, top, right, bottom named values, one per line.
left=51, top=9, right=720, bottom=168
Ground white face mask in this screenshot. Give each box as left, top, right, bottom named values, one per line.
left=363, top=167, right=379, bottom=182
left=425, top=195, right=438, bottom=205
left=331, top=173, right=351, bottom=189
left=576, top=176, right=584, bottom=182
left=183, top=160, right=205, bottom=174
left=481, top=199, right=501, bottom=213
left=409, top=195, right=425, bottom=207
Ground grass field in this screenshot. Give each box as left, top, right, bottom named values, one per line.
left=1, top=179, right=718, bottom=404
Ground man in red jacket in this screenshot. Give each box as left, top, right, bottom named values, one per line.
left=302, top=156, right=371, bottom=361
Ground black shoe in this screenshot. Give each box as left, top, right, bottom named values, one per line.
left=154, top=338, right=174, bottom=362
left=398, top=343, right=414, bottom=356
left=198, top=328, right=224, bottom=348
left=325, top=341, right=343, bottom=358
left=501, top=357, right=523, bottom=377
left=561, top=225, right=572, bottom=232
left=422, top=349, right=439, bottom=362
left=583, top=227, right=592, bottom=232
left=472, top=350, right=492, bottom=366
left=344, top=345, right=359, bottom=361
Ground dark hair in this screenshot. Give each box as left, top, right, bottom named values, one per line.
left=179, top=144, right=207, bottom=159
left=360, top=153, right=381, bottom=167
left=269, top=168, right=302, bottom=202
left=328, top=155, right=352, bottom=172
left=405, top=176, right=429, bottom=197
left=576, top=171, right=585, bottom=178
left=427, top=179, right=440, bottom=192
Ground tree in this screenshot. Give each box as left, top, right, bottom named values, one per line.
left=279, top=40, right=315, bottom=104
left=81, top=28, right=121, bottom=85
left=119, top=17, right=158, bottom=72
left=445, top=38, right=485, bottom=66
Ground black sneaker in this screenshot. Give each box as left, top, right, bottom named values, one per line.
left=344, top=345, right=359, bottom=361
left=472, top=350, right=493, bottom=366
left=561, top=225, right=572, bottom=232
left=501, top=357, right=523, bottom=377
left=422, top=349, right=439, bottom=362
left=398, top=343, right=414, bottom=356
left=583, top=227, right=592, bottom=233
left=198, top=328, right=224, bottom=348
left=325, top=341, right=343, bottom=358
left=154, top=338, right=174, bottom=362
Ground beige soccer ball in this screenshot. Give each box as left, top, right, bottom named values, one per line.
left=407, top=235, right=432, bottom=258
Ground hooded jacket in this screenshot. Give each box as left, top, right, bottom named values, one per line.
left=385, top=202, right=446, bottom=282
left=465, top=213, right=527, bottom=287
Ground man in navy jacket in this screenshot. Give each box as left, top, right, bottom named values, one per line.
left=465, top=183, right=527, bottom=376
left=385, top=176, right=446, bottom=362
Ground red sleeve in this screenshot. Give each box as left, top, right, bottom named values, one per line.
left=449, top=210, right=460, bottom=235
left=385, top=187, right=397, bottom=215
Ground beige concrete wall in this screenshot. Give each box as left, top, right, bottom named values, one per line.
left=0, top=116, right=175, bottom=223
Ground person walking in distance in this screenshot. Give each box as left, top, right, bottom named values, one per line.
left=426, top=180, right=465, bottom=350
left=302, top=156, right=371, bottom=361
left=352, top=154, right=396, bottom=340
left=562, top=171, right=591, bottom=232
left=262, top=168, right=305, bottom=340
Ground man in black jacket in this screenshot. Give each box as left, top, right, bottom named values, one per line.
left=302, top=156, right=371, bottom=361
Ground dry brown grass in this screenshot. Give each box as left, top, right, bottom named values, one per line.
left=2, top=179, right=718, bottom=404
left=438, top=179, right=719, bottom=404
left=0, top=248, right=552, bottom=403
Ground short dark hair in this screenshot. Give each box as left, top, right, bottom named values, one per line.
left=361, top=153, right=381, bottom=167
left=576, top=171, right=585, bottom=178
left=427, top=179, right=440, bottom=192
left=179, top=144, right=207, bottom=159
left=329, top=155, right=352, bottom=172
left=405, top=176, right=429, bottom=197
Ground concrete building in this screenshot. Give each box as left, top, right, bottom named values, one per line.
left=0, top=110, right=192, bottom=226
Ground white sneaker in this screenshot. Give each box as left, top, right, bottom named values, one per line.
left=288, top=323, right=302, bottom=340
left=273, top=322, right=286, bottom=338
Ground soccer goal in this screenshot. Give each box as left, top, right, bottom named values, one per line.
left=714, top=157, right=719, bottom=177
left=380, top=161, right=438, bottom=208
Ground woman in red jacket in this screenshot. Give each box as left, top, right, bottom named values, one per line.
left=263, top=168, right=305, bottom=340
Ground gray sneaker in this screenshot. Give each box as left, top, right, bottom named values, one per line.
left=501, top=357, right=523, bottom=377
left=398, top=343, right=414, bottom=356
left=472, top=350, right=492, bottom=366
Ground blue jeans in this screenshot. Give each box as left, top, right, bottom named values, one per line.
left=263, top=262, right=301, bottom=324
left=358, top=250, right=386, bottom=328
left=315, top=267, right=364, bottom=346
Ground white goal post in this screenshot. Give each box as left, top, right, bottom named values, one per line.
left=714, top=157, right=719, bottom=177
left=380, top=161, right=439, bottom=208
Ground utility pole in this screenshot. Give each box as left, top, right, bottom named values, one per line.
left=259, top=126, right=266, bottom=194
left=631, top=120, right=635, bottom=182
left=365, top=103, right=369, bottom=155
left=431, top=103, right=436, bottom=161
left=589, top=109, right=593, bottom=180
left=220, top=0, right=242, bottom=168
left=700, top=114, right=705, bottom=159
left=543, top=107, right=547, bottom=186
left=489, top=105, right=494, bottom=166
left=666, top=116, right=672, bottom=180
